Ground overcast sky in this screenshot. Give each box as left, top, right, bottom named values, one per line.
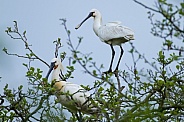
left=0, top=0, right=168, bottom=92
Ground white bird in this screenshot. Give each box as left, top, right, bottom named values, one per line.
left=75, top=9, right=135, bottom=74
left=45, top=58, right=98, bottom=114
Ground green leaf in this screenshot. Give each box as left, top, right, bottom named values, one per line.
left=42, top=77, right=48, bottom=82
left=179, top=9, right=184, bottom=16
left=18, top=85, right=23, bottom=90
left=37, top=74, right=42, bottom=79
left=60, top=52, right=66, bottom=60
left=98, top=86, right=104, bottom=92
left=23, top=30, right=26, bottom=35
left=89, top=57, right=93, bottom=60
left=2, top=47, right=7, bottom=53
left=7, top=27, right=12, bottom=32
left=58, top=38, right=61, bottom=41
left=30, top=67, right=35, bottom=72
left=157, top=80, right=164, bottom=86
left=176, top=65, right=180, bottom=70
left=159, top=51, right=164, bottom=57
left=67, top=30, right=70, bottom=34
left=92, top=70, right=97, bottom=76
left=180, top=3, right=184, bottom=8
left=30, top=52, right=35, bottom=57
left=22, top=63, right=28, bottom=67
left=158, top=0, right=166, bottom=4
left=72, top=60, right=76, bottom=64
left=129, top=48, right=134, bottom=53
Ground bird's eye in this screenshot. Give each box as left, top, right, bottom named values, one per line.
left=53, top=61, right=57, bottom=65
left=91, top=12, right=95, bottom=17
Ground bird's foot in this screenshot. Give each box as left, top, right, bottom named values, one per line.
left=102, top=69, right=119, bottom=77
left=102, top=69, right=113, bottom=75
left=113, top=69, right=119, bottom=77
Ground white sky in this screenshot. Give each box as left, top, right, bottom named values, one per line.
left=0, top=0, right=166, bottom=92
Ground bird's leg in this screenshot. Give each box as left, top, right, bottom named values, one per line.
left=75, top=113, right=80, bottom=122
left=114, top=45, right=124, bottom=77
left=60, top=70, right=66, bottom=81
left=103, top=44, right=115, bottom=74
left=78, top=111, right=83, bottom=122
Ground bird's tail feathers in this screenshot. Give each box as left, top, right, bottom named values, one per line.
left=125, top=34, right=135, bottom=40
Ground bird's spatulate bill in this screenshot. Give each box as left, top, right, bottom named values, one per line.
left=75, top=12, right=93, bottom=29
left=75, top=9, right=135, bottom=75
left=75, top=24, right=81, bottom=29
left=45, top=62, right=55, bottom=79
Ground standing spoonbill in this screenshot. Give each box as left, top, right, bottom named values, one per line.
left=75, top=9, right=135, bottom=74
left=46, top=58, right=98, bottom=114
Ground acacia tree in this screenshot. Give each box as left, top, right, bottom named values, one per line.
left=0, top=0, right=183, bottom=121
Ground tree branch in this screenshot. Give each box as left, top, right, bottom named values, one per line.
left=5, top=21, right=49, bottom=67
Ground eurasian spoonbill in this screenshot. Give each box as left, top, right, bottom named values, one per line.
left=46, top=58, right=98, bottom=114
left=75, top=9, right=135, bottom=74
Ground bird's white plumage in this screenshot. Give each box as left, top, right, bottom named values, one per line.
left=46, top=58, right=97, bottom=113
left=54, top=81, right=91, bottom=112
left=106, top=21, right=122, bottom=25
left=76, top=9, right=135, bottom=45
left=97, top=23, right=134, bottom=45
left=75, top=9, right=135, bottom=73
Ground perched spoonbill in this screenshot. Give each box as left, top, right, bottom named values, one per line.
left=46, top=58, right=98, bottom=114
left=75, top=9, right=135, bottom=74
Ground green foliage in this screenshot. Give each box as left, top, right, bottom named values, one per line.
left=1, top=0, right=184, bottom=121
left=26, top=67, right=43, bottom=81
left=61, top=65, right=75, bottom=80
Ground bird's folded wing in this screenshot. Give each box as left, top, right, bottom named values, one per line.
left=106, top=21, right=121, bottom=25
left=98, top=24, right=134, bottom=41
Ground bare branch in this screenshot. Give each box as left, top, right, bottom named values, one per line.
left=5, top=21, right=49, bottom=67
left=133, top=0, right=161, bottom=13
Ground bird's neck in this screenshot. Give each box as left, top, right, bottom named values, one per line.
left=93, top=15, right=102, bottom=36
left=51, top=68, right=60, bottom=81
left=54, top=81, right=65, bottom=91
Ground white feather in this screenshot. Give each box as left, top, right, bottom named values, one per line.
left=47, top=58, right=98, bottom=114
left=91, top=9, right=135, bottom=45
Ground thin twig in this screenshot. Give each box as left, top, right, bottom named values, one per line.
left=6, top=21, right=49, bottom=67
